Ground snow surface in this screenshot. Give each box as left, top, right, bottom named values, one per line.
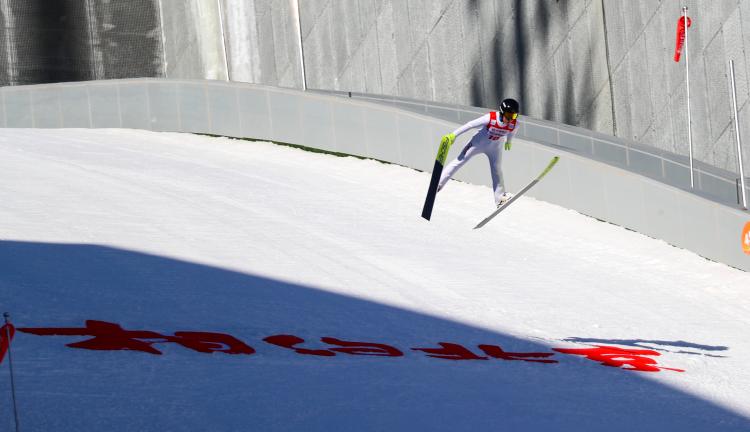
left=1, top=128, right=749, bottom=431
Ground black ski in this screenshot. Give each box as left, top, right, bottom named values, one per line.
left=421, top=136, right=454, bottom=220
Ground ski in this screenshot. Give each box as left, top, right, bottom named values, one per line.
left=473, top=156, right=560, bottom=229
left=421, top=136, right=454, bottom=220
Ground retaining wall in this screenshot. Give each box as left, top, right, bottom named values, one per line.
left=1, top=78, right=748, bottom=271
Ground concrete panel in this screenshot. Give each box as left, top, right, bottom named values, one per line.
left=300, top=96, right=335, bottom=152
left=427, top=2, right=465, bottom=104
left=3, top=88, right=33, bottom=127
left=567, top=157, right=608, bottom=219
left=269, top=1, right=296, bottom=85
left=558, top=131, right=593, bottom=154
left=268, top=90, right=302, bottom=145
left=332, top=101, right=367, bottom=158
left=331, top=1, right=364, bottom=70
left=0, top=93, right=5, bottom=128
left=713, top=208, right=750, bottom=269
left=177, top=83, right=210, bottom=134
left=361, top=28, right=383, bottom=94
left=602, top=169, right=648, bottom=233
left=118, top=83, right=150, bottom=130
left=704, top=32, right=733, bottom=144
left=89, top=85, right=121, bottom=128
left=30, top=87, right=62, bottom=128
left=459, top=110, right=482, bottom=125
left=207, top=84, right=241, bottom=137
left=593, top=139, right=627, bottom=167
left=529, top=146, right=574, bottom=210
left=398, top=115, right=433, bottom=172
left=256, top=4, right=279, bottom=84
left=498, top=139, right=533, bottom=194
left=238, top=87, right=271, bottom=141
left=627, top=149, right=664, bottom=180
left=641, top=182, right=689, bottom=248
left=663, top=160, right=692, bottom=191
left=148, top=82, right=180, bottom=132
left=410, top=44, right=433, bottom=102
left=524, top=123, right=558, bottom=147
left=390, top=1, right=413, bottom=75
left=679, top=195, right=722, bottom=259
left=303, top=5, right=336, bottom=90
left=698, top=171, right=741, bottom=205
left=58, top=86, right=91, bottom=129
left=583, top=85, right=615, bottom=135
left=376, top=1, right=398, bottom=94
left=627, top=37, right=654, bottom=142
left=365, top=108, right=400, bottom=163
left=392, top=99, right=426, bottom=117
left=426, top=105, right=461, bottom=123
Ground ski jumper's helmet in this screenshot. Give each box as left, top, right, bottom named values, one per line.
left=500, top=98, right=519, bottom=118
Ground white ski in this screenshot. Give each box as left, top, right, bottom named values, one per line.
left=473, top=156, right=560, bottom=229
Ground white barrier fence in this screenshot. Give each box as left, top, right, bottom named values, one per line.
left=2, top=78, right=748, bottom=271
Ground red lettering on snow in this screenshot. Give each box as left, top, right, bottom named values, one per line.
left=264, top=335, right=404, bottom=357
left=478, top=344, right=558, bottom=363
left=263, top=334, right=335, bottom=356
left=321, top=337, right=403, bottom=357
left=553, top=345, right=684, bottom=372
left=20, top=320, right=254, bottom=356
left=412, top=343, right=488, bottom=360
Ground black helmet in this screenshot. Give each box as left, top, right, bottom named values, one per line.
left=500, top=98, right=519, bottom=116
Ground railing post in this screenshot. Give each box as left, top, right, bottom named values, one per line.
left=292, top=0, right=307, bottom=91
left=683, top=6, right=695, bottom=189
left=728, top=60, right=748, bottom=209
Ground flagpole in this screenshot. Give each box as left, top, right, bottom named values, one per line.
left=729, top=60, right=748, bottom=209
left=3, top=313, right=20, bottom=432
left=683, top=6, right=694, bottom=188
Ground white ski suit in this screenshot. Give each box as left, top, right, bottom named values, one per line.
left=437, top=111, right=517, bottom=205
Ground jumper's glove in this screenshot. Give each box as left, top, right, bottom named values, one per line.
left=441, top=133, right=456, bottom=147
left=504, top=140, right=512, bottom=151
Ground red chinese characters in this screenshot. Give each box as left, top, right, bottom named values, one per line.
left=263, top=334, right=403, bottom=357
left=18, top=320, right=686, bottom=373
left=412, top=342, right=488, bottom=360
left=553, top=345, right=685, bottom=372
left=20, top=320, right=254, bottom=356
left=478, top=344, right=558, bottom=364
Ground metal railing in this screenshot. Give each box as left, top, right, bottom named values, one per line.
left=311, top=89, right=749, bottom=212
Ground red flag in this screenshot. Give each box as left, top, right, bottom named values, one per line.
left=674, top=15, right=692, bottom=62
left=0, top=323, right=15, bottom=364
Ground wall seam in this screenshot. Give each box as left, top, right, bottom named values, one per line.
left=601, top=0, right=617, bottom=136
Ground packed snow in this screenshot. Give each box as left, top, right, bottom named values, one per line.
left=1, top=128, right=749, bottom=431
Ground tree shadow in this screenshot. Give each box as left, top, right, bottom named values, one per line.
left=5, top=0, right=93, bottom=85
left=467, top=0, right=594, bottom=129
left=1, top=240, right=748, bottom=431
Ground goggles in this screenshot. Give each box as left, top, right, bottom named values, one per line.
left=503, top=111, right=518, bottom=121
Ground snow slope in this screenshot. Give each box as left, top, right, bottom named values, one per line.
left=1, top=128, right=749, bottom=431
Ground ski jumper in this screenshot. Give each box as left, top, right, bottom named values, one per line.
left=437, top=112, right=517, bottom=205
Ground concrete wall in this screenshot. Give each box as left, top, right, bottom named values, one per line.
left=0, top=0, right=163, bottom=85
left=160, top=0, right=227, bottom=80
left=0, top=0, right=748, bottom=176
left=225, top=0, right=750, bottom=176
left=1, top=79, right=748, bottom=272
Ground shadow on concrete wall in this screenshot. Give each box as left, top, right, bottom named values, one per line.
left=4, top=0, right=93, bottom=85
left=468, top=0, right=592, bottom=127
left=0, top=0, right=163, bottom=86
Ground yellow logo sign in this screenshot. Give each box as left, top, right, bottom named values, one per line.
left=743, top=222, right=750, bottom=255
